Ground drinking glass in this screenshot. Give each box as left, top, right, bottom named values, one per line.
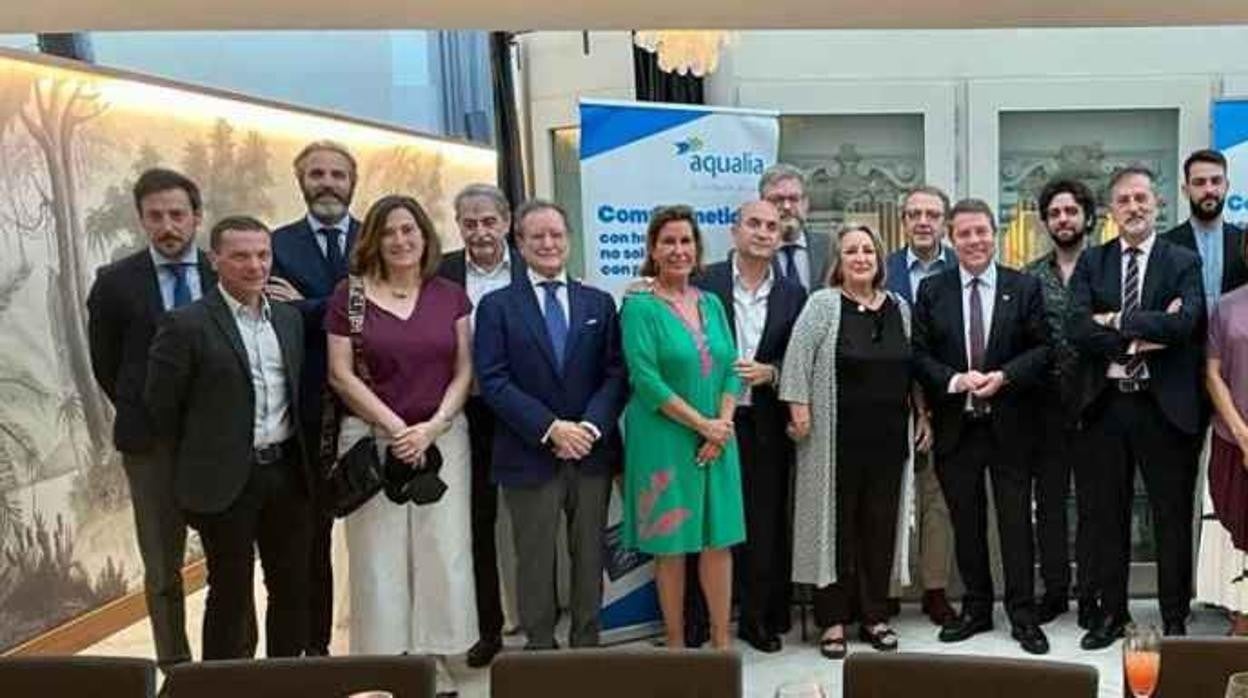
left=1225, top=671, right=1248, bottom=698
left=1123, top=623, right=1162, bottom=698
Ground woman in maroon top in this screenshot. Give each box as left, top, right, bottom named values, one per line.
left=326, top=194, right=475, bottom=694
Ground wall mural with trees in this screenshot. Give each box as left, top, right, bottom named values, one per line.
left=0, top=48, right=496, bottom=652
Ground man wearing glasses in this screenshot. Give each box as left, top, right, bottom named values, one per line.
left=884, top=185, right=959, bottom=626
left=759, top=164, right=830, bottom=291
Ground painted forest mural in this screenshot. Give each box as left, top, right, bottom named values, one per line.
left=0, top=49, right=496, bottom=651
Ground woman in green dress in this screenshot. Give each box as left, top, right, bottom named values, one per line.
left=621, top=205, right=746, bottom=650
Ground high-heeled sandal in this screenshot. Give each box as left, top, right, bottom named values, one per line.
left=819, top=627, right=847, bottom=660
left=859, top=623, right=899, bottom=652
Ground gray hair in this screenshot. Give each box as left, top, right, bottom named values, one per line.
left=901, top=185, right=951, bottom=217
left=758, top=163, right=807, bottom=196
left=454, top=183, right=511, bottom=221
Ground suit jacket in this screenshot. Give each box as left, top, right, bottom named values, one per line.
left=270, top=216, right=360, bottom=425
left=1068, top=235, right=1206, bottom=434
left=87, top=248, right=216, bottom=454
left=912, top=264, right=1051, bottom=457
left=436, top=246, right=528, bottom=288
left=145, top=288, right=308, bottom=514
left=1165, top=220, right=1248, bottom=295
left=694, top=257, right=807, bottom=446
left=473, top=276, right=628, bottom=487
left=885, top=245, right=958, bottom=304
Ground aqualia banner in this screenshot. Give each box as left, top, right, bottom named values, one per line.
left=579, top=99, right=780, bottom=299
left=1215, top=99, right=1248, bottom=226
left=580, top=99, right=778, bottom=641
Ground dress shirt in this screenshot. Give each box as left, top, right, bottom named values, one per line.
left=779, top=230, right=811, bottom=290
left=465, top=245, right=514, bottom=328
left=1107, top=233, right=1156, bottom=380
left=731, top=256, right=773, bottom=407
left=947, top=264, right=997, bottom=411
left=306, top=212, right=351, bottom=258
left=528, top=267, right=601, bottom=444
left=906, top=246, right=949, bottom=301
left=149, top=245, right=204, bottom=311
left=219, top=284, right=293, bottom=447
left=1192, top=218, right=1224, bottom=313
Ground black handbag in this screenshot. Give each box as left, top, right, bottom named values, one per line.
left=324, top=276, right=385, bottom=517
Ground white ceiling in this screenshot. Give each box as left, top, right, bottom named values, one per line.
left=5, top=0, right=1248, bottom=32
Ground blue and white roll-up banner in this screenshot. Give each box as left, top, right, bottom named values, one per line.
left=581, top=99, right=778, bottom=642
left=1215, top=99, right=1248, bottom=225
left=579, top=99, right=780, bottom=299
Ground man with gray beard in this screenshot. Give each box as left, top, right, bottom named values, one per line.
left=269, top=140, right=362, bottom=656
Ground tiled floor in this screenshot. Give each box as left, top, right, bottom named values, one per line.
left=82, top=586, right=1227, bottom=697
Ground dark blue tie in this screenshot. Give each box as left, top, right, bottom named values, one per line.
left=323, top=227, right=345, bottom=276
left=540, top=280, right=568, bottom=372
left=169, top=263, right=192, bottom=309
left=782, top=244, right=800, bottom=283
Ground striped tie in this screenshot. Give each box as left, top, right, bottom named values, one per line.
left=1122, top=247, right=1144, bottom=378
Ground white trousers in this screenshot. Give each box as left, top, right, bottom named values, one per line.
left=339, top=414, right=478, bottom=655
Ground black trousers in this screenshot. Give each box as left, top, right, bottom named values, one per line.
left=303, top=418, right=334, bottom=655
left=185, top=447, right=312, bottom=660
left=1084, top=390, right=1199, bottom=623
left=936, top=420, right=1036, bottom=625
left=465, top=396, right=504, bottom=641
left=733, top=406, right=793, bottom=634
left=814, top=440, right=903, bottom=627
left=1032, top=396, right=1072, bottom=601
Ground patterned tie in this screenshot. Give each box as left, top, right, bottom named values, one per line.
left=968, top=276, right=987, bottom=415
left=1122, top=247, right=1145, bottom=378
left=781, top=245, right=800, bottom=284
left=323, top=226, right=345, bottom=277
left=540, top=280, right=568, bottom=372
left=169, top=263, right=192, bottom=309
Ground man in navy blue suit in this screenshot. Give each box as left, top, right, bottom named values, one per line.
left=267, top=140, right=361, bottom=656
left=473, top=199, right=628, bottom=650
left=883, top=185, right=958, bottom=626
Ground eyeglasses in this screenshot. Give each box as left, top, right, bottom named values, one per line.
left=764, top=194, right=804, bottom=206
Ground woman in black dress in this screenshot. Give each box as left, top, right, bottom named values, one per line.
left=781, top=225, right=930, bottom=659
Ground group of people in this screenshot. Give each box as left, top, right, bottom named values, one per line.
left=84, top=136, right=1248, bottom=693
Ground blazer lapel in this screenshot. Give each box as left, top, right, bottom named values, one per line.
left=196, top=248, right=217, bottom=293
left=948, top=272, right=969, bottom=372
left=1140, top=239, right=1165, bottom=309
left=985, top=267, right=1012, bottom=362
left=516, top=283, right=561, bottom=375
left=563, top=280, right=587, bottom=363
left=206, top=289, right=253, bottom=385
left=1105, top=242, right=1123, bottom=310
left=139, top=253, right=165, bottom=318
left=294, top=221, right=333, bottom=289
left=273, top=309, right=301, bottom=409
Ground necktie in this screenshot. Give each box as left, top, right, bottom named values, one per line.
left=169, top=263, right=192, bottom=309
left=968, top=277, right=987, bottom=415
left=781, top=245, right=800, bottom=284
left=323, top=227, right=345, bottom=277
left=1122, top=247, right=1145, bottom=378
left=540, top=280, right=568, bottom=372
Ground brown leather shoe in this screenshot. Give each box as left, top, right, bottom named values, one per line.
left=921, top=589, right=957, bottom=626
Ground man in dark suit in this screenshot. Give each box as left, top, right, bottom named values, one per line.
left=147, top=216, right=312, bottom=660
left=883, top=185, right=958, bottom=626
left=87, top=168, right=214, bottom=668
left=1070, top=166, right=1205, bottom=648
left=694, top=199, right=805, bottom=652
left=267, top=140, right=360, bottom=656
left=912, top=198, right=1051, bottom=655
left=436, top=183, right=526, bottom=666
left=760, top=163, right=831, bottom=291
left=1166, top=149, right=1248, bottom=305
left=473, top=200, right=628, bottom=650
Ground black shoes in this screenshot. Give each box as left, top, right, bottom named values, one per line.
left=1012, top=623, right=1050, bottom=655
left=1036, top=595, right=1069, bottom=625
left=1077, top=597, right=1101, bottom=630
left=738, top=622, right=782, bottom=653
left=466, top=636, right=502, bottom=668
left=1164, top=620, right=1187, bottom=637
left=938, top=614, right=993, bottom=643
left=1080, top=615, right=1128, bottom=650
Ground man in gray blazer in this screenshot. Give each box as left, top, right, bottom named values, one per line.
left=146, top=215, right=312, bottom=660
left=760, top=163, right=831, bottom=291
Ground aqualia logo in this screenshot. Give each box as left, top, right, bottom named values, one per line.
left=674, top=136, right=764, bottom=179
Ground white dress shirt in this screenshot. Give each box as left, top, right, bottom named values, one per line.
left=1107, top=232, right=1156, bottom=379
left=732, top=256, right=773, bottom=407
left=307, top=213, right=351, bottom=258
left=219, top=284, right=293, bottom=447
left=948, top=264, right=998, bottom=409
left=149, top=245, right=204, bottom=311
left=465, top=245, right=514, bottom=328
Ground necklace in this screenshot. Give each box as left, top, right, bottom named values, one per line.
left=389, top=283, right=418, bottom=299
left=842, top=288, right=878, bottom=312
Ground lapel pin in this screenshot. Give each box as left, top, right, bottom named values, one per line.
left=1002, top=293, right=1012, bottom=302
